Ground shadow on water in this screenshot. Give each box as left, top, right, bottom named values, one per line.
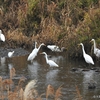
left=0, top=49, right=100, bottom=100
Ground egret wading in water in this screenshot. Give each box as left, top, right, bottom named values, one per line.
left=40, top=52, right=59, bottom=67
left=8, top=51, right=14, bottom=58
left=90, top=39, right=100, bottom=58
left=78, top=43, right=94, bottom=65
left=27, top=42, right=45, bottom=61
left=0, top=30, right=5, bottom=42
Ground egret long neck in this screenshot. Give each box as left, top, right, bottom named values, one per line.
left=93, top=40, right=96, bottom=50
left=35, top=42, right=37, bottom=48
left=44, top=54, right=48, bottom=63
left=81, top=44, right=86, bottom=56
left=37, top=44, right=42, bottom=51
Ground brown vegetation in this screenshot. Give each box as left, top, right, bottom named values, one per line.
left=0, top=0, right=100, bottom=56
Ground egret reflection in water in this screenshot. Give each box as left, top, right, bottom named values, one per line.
left=50, top=55, right=64, bottom=63
left=82, top=70, right=96, bottom=96
left=0, top=57, right=7, bottom=74
left=45, top=69, right=59, bottom=85
left=8, top=63, right=13, bottom=69
left=0, top=57, right=6, bottom=66
left=27, top=61, right=41, bottom=79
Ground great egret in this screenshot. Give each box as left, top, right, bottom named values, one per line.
left=90, top=39, right=100, bottom=58
left=47, top=45, right=65, bottom=52
left=0, top=30, right=5, bottom=42
left=40, top=52, right=59, bottom=67
left=27, top=42, right=45, bottom=61
left=79, top=43, right=94, bottom=65
left=47, top=45, right=59, bottom=51
left=8, top=51, right=14, bottom=58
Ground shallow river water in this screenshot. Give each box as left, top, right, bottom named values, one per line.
left=0, top=48, right=100, bottom=100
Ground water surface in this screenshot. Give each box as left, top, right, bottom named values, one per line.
left=0, top=49, right=100, bottom=100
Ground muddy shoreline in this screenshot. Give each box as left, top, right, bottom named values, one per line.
left=0, top=47, right=29, bottom=58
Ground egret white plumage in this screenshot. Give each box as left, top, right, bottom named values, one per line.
left=47, top=45, right=59, bottom=51
left=0, top=30, right=5, bottom=42
left=47, top=45, right=65, bottom=52
left=90, top=39, right=100, bottom=58
left=8, top=51, right=14, bottom=58
left=27, top=42, right=45, bottom=61
left=40, top=52, right=59, bottom=67
left=79, top=43, right=94, bottom=65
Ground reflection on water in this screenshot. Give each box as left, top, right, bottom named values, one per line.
left=0, top=51, right=100, bottom=100
left=0, top=57, right=7, bottom=76
left=1, top=57, right=6, bottom=65
left=8, top=63, right=13, bottom=69
left=46, top=69, right=59, bottom=86
left=28, top=60, right=41, bottom=79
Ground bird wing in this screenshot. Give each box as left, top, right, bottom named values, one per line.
left=47, top=45, right=57, bottom=51
left=8, top=51, right=14, bottom=57
left=84, top=54, right=94, bottom=65
left=0, top=33, right=5, bottom=42
left=95, top=49, right=100, bottom=58
left=8, top=52, right=12, bottom=57
left=48, top=60, right=59, bottom=67
left=27, top=49, right=38, bottom=61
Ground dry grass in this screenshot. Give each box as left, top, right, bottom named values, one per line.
left=24, top=79, right=38, bottom=100
left=46, top=84, right=63, bottom=100
left=6, top=29, right=32, bottom=48
left=74, top=85, right=83, bottom=100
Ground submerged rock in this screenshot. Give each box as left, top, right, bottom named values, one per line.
left=88, top=80, right=97, bottom=89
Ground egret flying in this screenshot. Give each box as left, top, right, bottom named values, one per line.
left=90, top=39, right=100, bottom=58
left=79, top=43, right=94, bottom=65
left=8, top=51, right=14, bottom=58
left=27, top=42, right=45, bottom=61
left=0, top=30, right=5, bottom=42
left=40, top=52, right=59, bottom=67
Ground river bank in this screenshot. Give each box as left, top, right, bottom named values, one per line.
left=0, top=0, right=100, bottom=59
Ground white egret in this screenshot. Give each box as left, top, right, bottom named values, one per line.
left=27, top=42, right=45, bottom=61
left=40, top=52, right=59, bottom=67
left=0, top=30, right=5, bottom=42
left=90, top=39, right=100, bottom=58
left=47, top=45, right=65, bottom=52
left=79, top=43, right=94, bottom=65
left=8, top=51, right=14, bottom=58
left=47, top=45, right=59, bottom=51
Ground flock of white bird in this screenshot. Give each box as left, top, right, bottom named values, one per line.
left=0, top=29, right=100, bottom=67
left=27, top=41, right=59, bottom=67
left=28, top=38, right=100, bottom=67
